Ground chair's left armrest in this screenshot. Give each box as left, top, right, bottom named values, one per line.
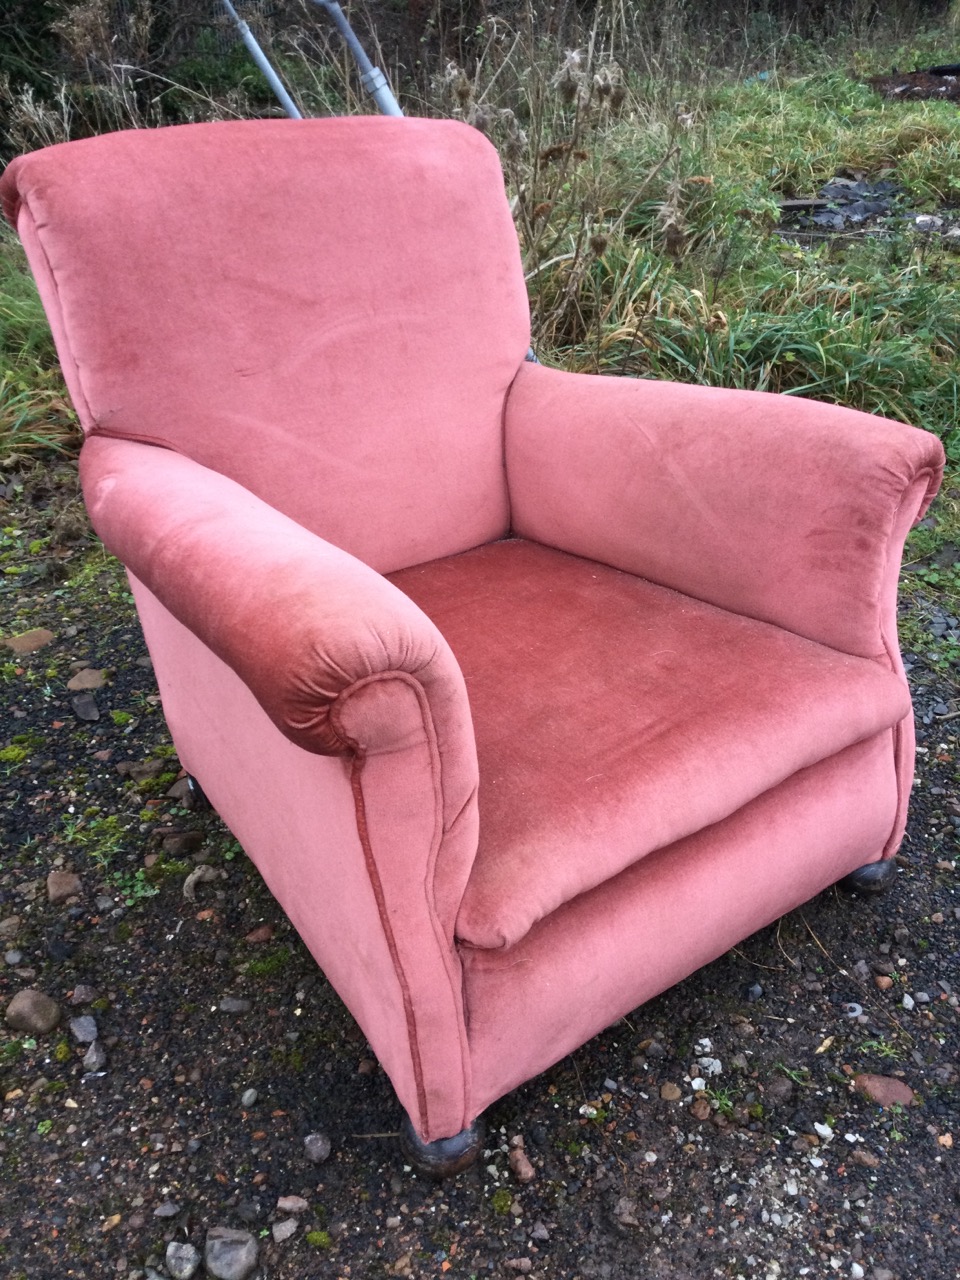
left=505, top=362, right=944, bottom=660
left=79, top=435, right=477, bottom=777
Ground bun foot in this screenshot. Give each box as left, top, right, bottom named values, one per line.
left=186, top=774, right=210, bottom=811
left=840, top=859, right=896, bottom=895
left=399, top=1114, right=483, bottom=1177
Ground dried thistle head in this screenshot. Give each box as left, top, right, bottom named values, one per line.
left=467, top=103, right=496, bottom=135
left=498, top=109, right=528, bottom=164
left=434, top=60, right=473, bottom=111
left=594, top=62, right=626, bottom=112
left=589, top=232, right=609, bottom=257
left=554, top=49, right=583, bottom=105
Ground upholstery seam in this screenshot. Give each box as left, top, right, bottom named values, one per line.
left=19, top=203, right=97, bottom=429
left=501, top=358, right=529, bottom=538
left=348, top=751, right=430, bottom=1129
left=333, top=672, right=472, bottom=1136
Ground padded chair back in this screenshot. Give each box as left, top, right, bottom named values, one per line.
left=1, top=118, right=530, bottom=572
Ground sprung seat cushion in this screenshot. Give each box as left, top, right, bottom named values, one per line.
left=390, top=539, right=911, bottom=950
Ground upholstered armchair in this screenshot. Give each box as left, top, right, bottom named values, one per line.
left=1, top=118, right=943, bottom=1174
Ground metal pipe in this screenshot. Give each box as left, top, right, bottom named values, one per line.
left=307, top=0, right=403, bottom=116
left=219, top=0, right=303, bottom=119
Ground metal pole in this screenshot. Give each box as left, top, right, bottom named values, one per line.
left=219, top=0, right=303, bottom=119
left=307, top=0, right=403, bottom=116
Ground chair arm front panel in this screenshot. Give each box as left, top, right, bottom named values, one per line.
left=128, top=578, right=475, bottom=1141
left=505, top=362, right=944, bottom=660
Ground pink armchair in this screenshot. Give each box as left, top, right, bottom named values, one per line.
left=1, top=118, right=943, bottom=1174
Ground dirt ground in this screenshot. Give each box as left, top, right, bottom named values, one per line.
left=0, top=461, right=958, bottom=1280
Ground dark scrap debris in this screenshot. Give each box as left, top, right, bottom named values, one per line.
left=868, top=63, right=960, bottom=101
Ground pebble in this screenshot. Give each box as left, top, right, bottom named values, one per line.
left=0, top=916, right=21, bottom=940
left=530, top=1220, right=550, bottom=1241
left=204, top=1227, right=259, bottom=1280
left=47, top=870, right=83, bottom=904
left=854, top=1073, right=915, bottom=1108
left=508, top=1143, right=536, bottom=1184
left=386, top=1215, right=402, bottom=1228
left=70, top=984, right=99, bottom=1005
left=164, top=1241, right=201, bottom=1280
left=70, top=1015, right=98, bottom=1044
left=83, top=1040, right=107, bottom=1072
left=303, top=1132, right=332, bottom=1163
left=271, top=1218, right=297, bottom=1243
left=5, top=988, right=61, bottom=1035
left=71, top=692, right=100, bottom=722
left=2, top=627, right=56, bottom=654
left=66, top=667, right=105, bottom=691
left=875, top=975, right=894, bottom=991
left=276, top=1195, right=309, bottom=1214
left=851, top=1265, right=865, bottom=1279
left=240, top=1088, right=258, bottom=1108
left=902, top=994, right=915, bottom=1011
left=660, top=1083, right=682, bottom=1102
left=4, top=951, right=23, bottom=966
left=219, top=998, right=252, bottom=1014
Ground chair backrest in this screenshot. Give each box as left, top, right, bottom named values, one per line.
left=1, top=117, right=530, bottom=572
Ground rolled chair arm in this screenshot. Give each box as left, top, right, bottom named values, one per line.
left=505, top=362, right=944, bottom=660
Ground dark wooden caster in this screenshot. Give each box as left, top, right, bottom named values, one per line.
left=839, top=858, right=897, bottom=895
left=399, top=1114, right=483, bottom=1177
left=186, top=774, right=210, bottom=812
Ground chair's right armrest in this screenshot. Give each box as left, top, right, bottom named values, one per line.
left=505, top=362, right=944, bottom=660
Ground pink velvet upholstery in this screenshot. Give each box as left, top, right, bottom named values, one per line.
left=1, top=117, right=945, bottom=1148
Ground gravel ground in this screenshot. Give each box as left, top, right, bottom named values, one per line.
left=0, top=461, right=957, bottom=1280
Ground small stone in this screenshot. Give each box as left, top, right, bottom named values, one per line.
left=508, top=1144, right=536, bottom=1184
left=153, top=1200, right=180, bottom=1217
left=219, top=997, right=252, bottom=1014
left=70, top=984, right=99, bottom=1005
left=851, top=1265, right=865, bottom=1280
left=276, top=1195, right=309, bottom=1214
left=504, top=1261, right=533, bottom=1274
left=115, top=759, right=165, bottom=782
left=70, top=1015, right=98, bottom=1044
left=0, top=916, right=21, bottom=941
left=660, top=1083, right=682, bottom=1102
left=914, top=991, right=931, bottom=1004
left=846, top=1183, right=869, bottom=1203
left=854, top=1073, right=915, bottom=1108
left=244, top=924, right=273, bottom=944
left=385, top=1216, right=401, bottom=1229
left=5, top=988, right=60, bottom=1034
left=614, top=1196, right=639, bottom=1227
left=690, top=1097, right=712, bottom=1121
left=165, top=1241, right=201, bottom=1280
left=162, top=832, right=203, bottom=857
left=875, top=975, right=894, bottom=991
left=240, top=1088, right=258, bottom=1108
left=849, top=1146, right=881, bottom=1169
left=66, top=668, right=106, bottom=691
left=2, top=627, right=55, bottom=654
left=71, top=693, right=100, bottom=722
left=872, top=1270, right=895, bottom=1280
left=204, top=1227, right=259, bottom=1280
left=83, top=1040, right=107, bottom=1072
left=95, top=896, right=115, bottom=913
left=271, top=1218, right=297, bottom=1243
left=745, top=982, right=764, bottom=1002
left=530, top=1220, right=550, bottom=1241
left=47, top=870, right=83, bottom=904
left=357, top=1057, right=377, bottom=1076
left=303, top=1132, right=331, bottom=1163
left=5, top=951, right=23, bottom=966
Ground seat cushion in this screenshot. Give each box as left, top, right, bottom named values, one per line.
left=389, top=539, right=910, bottom=949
